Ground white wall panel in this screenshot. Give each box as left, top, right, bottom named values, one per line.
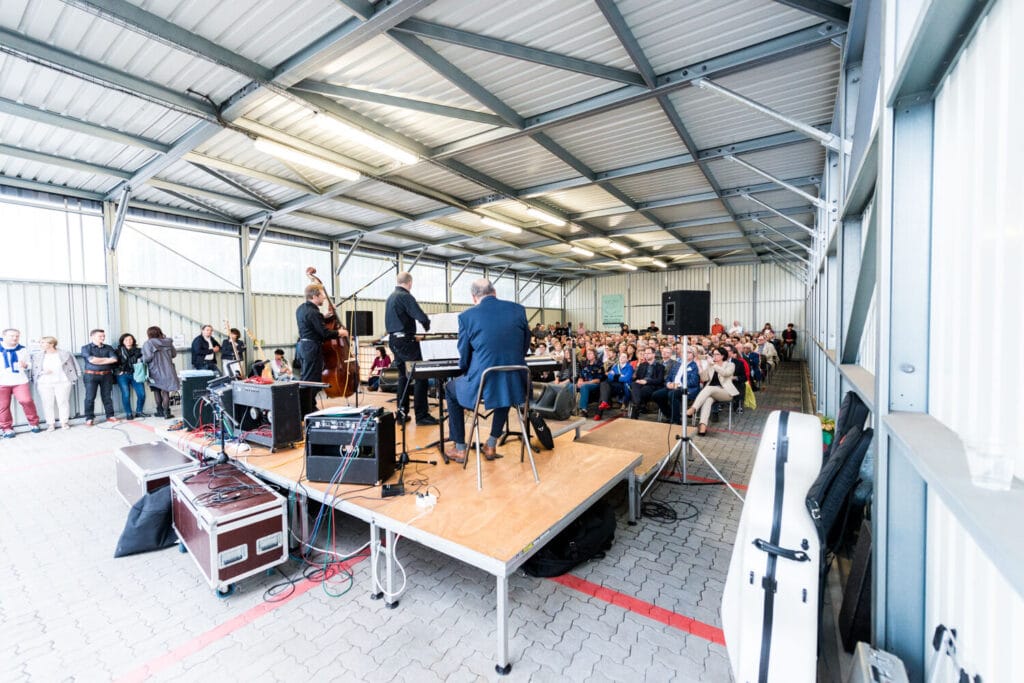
left=929, top=0, right=1023, bottom=479
left=121, top=287, right=242, bottom=346
left=711, top=264, right=755, bottom=331
left=926, top=491, right=1024, bottom=682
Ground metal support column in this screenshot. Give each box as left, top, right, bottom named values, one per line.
left=101, top=201, right=121, bottom=336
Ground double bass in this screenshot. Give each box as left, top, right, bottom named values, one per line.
left=305, top=267, right=358, bottom=398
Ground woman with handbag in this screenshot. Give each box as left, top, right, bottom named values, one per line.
left=30, top=336, right=80, bottom=431
left=115, top=333, right=148, bottom=419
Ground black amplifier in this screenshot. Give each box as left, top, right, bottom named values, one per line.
left=305, top=410, right=396, bottom=485
left=231, top=381, right=302, bottom=451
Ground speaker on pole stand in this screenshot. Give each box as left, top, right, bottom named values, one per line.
left=642, top=334, right=746, bottom=508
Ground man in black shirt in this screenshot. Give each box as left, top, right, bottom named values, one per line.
left=81, top=328, right=119, bottom=425
left=385, top=272, right=437, bottom=425
left=296, top=284, right=348, bottom=383
left=190, top=324, right=220, bottom=371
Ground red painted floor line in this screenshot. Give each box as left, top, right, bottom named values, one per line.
left=116, top=555, right=368, bottom=683
left=551, top=574, right=725, bottom=645
left=587, top=414, right=620, bottom=431
left=662, top=470, right=749, bottom=491
left=711, top=427, right=763, bottom=438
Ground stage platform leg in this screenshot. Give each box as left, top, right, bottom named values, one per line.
left=370, top=522, right=383, bottom=601
left=385, top=528, right=398, bottom=608
left=496, top=574, right=511, bottom=675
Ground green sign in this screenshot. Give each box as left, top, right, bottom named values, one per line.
left=601, top=294, right=624, bottom=325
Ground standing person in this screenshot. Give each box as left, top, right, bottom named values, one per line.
left=115, top=333, right=148, bottom=419
left=81, top=329, right=119, bottom=426
left=444, top=279, right=530, bottom=464
left=1, top=328, right=41, bottom=437
left=270, top=349, right=293, bottom=380
left=711, top=318, right=725, bottom=335
left=384, top=272, right=437, bottom=426
left=627, top=346, right=665, bottom=419
left=142, top=326, right=179, bottom=420
left=31, top=336, right=80, bottom=431
left=367, top=347, right=391, bottom=391
left=220, top=328, right=246, bottom=377
left=190, top=325, right=220, bottom=371
left=782, top=323, right=798, bottom=361
left=296, top=283, right=349, bottom=384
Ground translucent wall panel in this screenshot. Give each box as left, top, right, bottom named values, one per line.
left=0, top=201, right=104, bottom=283
left=250, top=241, right=331, bottom=295
left=118, top=221, right=241, bottom=290
left=338, top=254, right=396, bottom=301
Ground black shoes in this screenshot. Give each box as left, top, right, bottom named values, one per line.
left=416, top=414, right=439, bottom=426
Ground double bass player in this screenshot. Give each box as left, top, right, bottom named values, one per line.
left=296, top=283, right=348, bottom=383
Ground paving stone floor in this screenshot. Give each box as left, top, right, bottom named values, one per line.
left=0, top=362, right=807, bottom=682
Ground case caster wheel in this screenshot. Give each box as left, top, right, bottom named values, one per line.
left=216, top=584, right=235, bottom=598
left=178, top=542, right=187, bottom=553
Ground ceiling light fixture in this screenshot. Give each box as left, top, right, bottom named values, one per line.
left=570, top=246, right=594, bottom=257
left=621, top=262, right=638, bottom=270
left=480, top=216, right=522, bottom=234
left=651, top=259, right=668, bottom=268
left=314, top=114, right=418, bottom=165
left=609, top=241, right=632, bottom=253
left=253, top=138, right=361, bottom=181
left=526, top=207, right=566, bottom=226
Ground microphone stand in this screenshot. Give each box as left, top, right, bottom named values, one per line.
left=330, top=267, right=396, bottom=408
left=382, top=364, right=437, bottom=498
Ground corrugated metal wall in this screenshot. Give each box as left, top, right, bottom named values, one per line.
left=926, top=491, right=1024, bottom=682
left=565, top=264, right=805, bottom=333
left=121, top=287, right=243, bottom=344
left=928, top=0, right=1022, bottom=478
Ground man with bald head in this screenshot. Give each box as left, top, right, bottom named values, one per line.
left=385, top=271, right=436, bottom=425
left=444, top=278, right=530, bottom=463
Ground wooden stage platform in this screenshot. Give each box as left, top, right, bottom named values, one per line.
left=159, top=388, right=641, bottom=674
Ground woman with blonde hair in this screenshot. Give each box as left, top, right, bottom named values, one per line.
left=30, top=336, right=80, bottom=431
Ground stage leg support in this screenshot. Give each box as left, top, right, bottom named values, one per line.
left=385, top=528, right=399, bottom=609
left=495, top=574, right=511, bottom=675
left=370, top=521, right=383, bottom=600
left=628, top=472, right=638, bottom=525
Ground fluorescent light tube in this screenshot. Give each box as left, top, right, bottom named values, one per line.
left=480, top=216, right=522, bottom=234
left=254, top=138, right=360, bottom=181
left=526, top=207, right=566, bottom=226
left=570, top=246, right=594, bottom=257
left=314, top=115, right=418, bottom=165
left=651, top=259, right=668, bottom=268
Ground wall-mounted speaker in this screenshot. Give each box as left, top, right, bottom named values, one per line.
left=662, top=290, right=711, bottom=335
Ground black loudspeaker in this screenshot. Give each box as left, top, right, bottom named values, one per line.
left=181, top=371, right=216, bottom=429
left=231, top=381, right=302, bottom=451
left=662, top=290, right=711, bottom=335
left=839, top=520, right=873, bottom=652
left=305, top=412, right=396, bottom=485
left=344, top=311, right=373, bottom=336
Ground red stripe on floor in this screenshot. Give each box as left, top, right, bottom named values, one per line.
left=711, top=427, right=763, bottom=438
left=661, top=470, right=749, bottom=491
left=115, top=555, right=367, bottom=682
left=587, top=415, right=619, bottom=431
left=551, top=574, right=725, bottom=645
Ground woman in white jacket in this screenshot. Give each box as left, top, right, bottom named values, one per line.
left=687, top=347, right=739, bottom=435
left=31, top=336, right=80, bottom=430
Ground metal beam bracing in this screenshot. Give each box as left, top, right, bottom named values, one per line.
left=406, top=246, right=427, bottom=272
left=726, top=155, right=825, bottom=208
left=449, top=258, right=474, bottom=286
left=125, top=223, right=239, bottom=288
left=758, top=235, right=810, bottom=264
left=771, top=0, right=850, bottom=24
left=107, top=185, right=132, bottom=251
left=753, top=218, right=812, bottom=252
left=291, top=80, right=509, bottom=127
left=742, top=195, right=816, bottom=235
left=604, top=205, right=813, bottom=237
left=656, top=93, right=760, bottom=261
left=0, top=143, right=132, bottom=179
left=517, top=271, right=539, bottom=294
left=693, top=77, right=850, bottom=153
left=190, top=163, right=277, bottom=210
left=335, top=234, right=365, bottom=275
left=0, top=96, right=170, bottom=153
left=489, top=264, right=511, bottom=283
left=595, top=0, right=657, bottom=88
left=153, top=188, right=241, bottom=223
left=562, top=279, right=584, bottom=299
left=430, top=22, right=846, bottom=159
left=147, top=178, right=268, bottom=212
left=391, top=18, right=646, bottom=87
left=387, top=32, right=524, bottom=129
left=183, top=153, right=320, bottom=196
left=244, top=216, right=272, bottom=267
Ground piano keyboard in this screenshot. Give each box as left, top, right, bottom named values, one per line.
left=406, top=356, right=559, bottom=381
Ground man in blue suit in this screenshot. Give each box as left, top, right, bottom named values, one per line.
left=444, top=278, right=530, bottom=464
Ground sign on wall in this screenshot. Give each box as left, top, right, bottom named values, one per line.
left=601, top=294, right=624, bottom=325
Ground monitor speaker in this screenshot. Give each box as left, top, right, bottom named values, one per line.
left=180, top=371, right=216, bottom=429
left=344, top=311, right=373, bottom=336
left=662, top=290, right=711, bottom=335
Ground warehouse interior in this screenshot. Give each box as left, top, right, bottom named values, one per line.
left=1, top=0, right=1021, bottom=680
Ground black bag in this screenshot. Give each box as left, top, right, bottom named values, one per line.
left=806, top=425, right=873, bottom=548
left=114, top=485, right=179, bottom=557
left=524, top=501, right=616, bottom=577
left=826, top=391, right=870, bottom=461
left=529, top=409, right=555, bottom=450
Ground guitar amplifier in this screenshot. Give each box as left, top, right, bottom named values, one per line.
left=231, top=381, right=301, bottom=451
left=305, top=409, right=396, bottom=485
left=180, top=370, right=217, bottom=429
left=170, top=463, right=287, bottom=595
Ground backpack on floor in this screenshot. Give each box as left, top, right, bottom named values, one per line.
left=523, top=501, right=616, bottom=577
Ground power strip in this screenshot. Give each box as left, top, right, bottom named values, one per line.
left=415, top=492, right=437, bottom=509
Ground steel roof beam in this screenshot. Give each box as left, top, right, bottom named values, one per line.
left=182, top=153, right=321, bottom=196
left=595, top=0, right=657, bottom=88
left=741, top=194, right=816, bottom=235
left=189, top=163, right=276, bottom=210
left=0, top=27, right=217, bottom=120
left=291, top=80, right=509, bottom=127
left=752, top=218, right=812, bottom=252
left=0, top=97, right=170, bottom=153
left=0, top=143, right=132, bottom=179
left=725, top=155, right=825, bottom=208
left=388, top=32, right=524, bottom=128
left=771, top=0, right=850, bottom=25
left=430, top=22, right=846, bottom=159
left=391, top=18, right=646, bottom=87
left=147, top=179, right=268, bottom=212
left=152, top=188, right=241, bottom=223
left=604, top=205, right=814, bottom=237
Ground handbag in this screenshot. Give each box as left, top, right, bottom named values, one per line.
left=743, top=382, right=757, bottom=410
left=133, top=359, right=149, bottom=383
left=528, top=409, right=555, bottom=450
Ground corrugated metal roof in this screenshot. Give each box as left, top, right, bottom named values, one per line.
left=0, top=0, right=841, bottom=270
